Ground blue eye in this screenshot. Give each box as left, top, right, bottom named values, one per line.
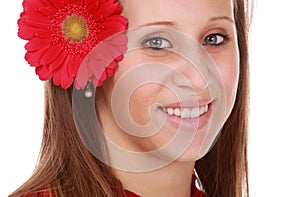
left=203, top=34, right=227, bottom=46
left=142, top=37, right=172, bottom=50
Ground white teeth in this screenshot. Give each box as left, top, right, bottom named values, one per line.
left=174, top=108, right=181, bottom=116
left=204, top=104, right=208, bottom=112
left=164, top=104, right=208, bottom=119
left=191, top=107, right=201, bottom=119
left=181, top=108, right=190, bottom=119
left=199, top=106, right=205, bottom=114
left=167, top=108, right=174, bottom=115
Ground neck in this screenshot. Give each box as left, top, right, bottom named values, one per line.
left=115, top=161, right=195, bottom=197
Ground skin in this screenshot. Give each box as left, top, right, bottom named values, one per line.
left=96, top=0, right=239, bottom=196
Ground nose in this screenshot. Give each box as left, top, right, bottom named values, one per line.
left=171, top=56, right=211, bottom=94
left=168, top=34, right=217, bottom=94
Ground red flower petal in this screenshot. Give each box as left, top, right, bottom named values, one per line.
left=106, top=62, right=117, bottom=76
left=104, top=21, right=128, bottom=34
left=18, top=17, right=51, bottom=33
left=112, top=3, right=123, bottom=15
left=38, top=0, right=56, bottom=11
left=87, top=0, right=101, bottom=14
left=25, top=15, right=51, bottom=25
left=21, top=7, right=46, bottom=20
left=61, top=64, right=75, bottom=89
left=90, top=75, right=99, bottom=87
left=105, top=33, right=128, bottom=53
left=89, top=58, right=106, bottom=81
left=85, top=33, right=127, bottom=84
left=95, top=0, right=118, bottom=19
left=96, top=20, right=127, bottom=40
left=67, top=54, right=82, bottom=77
left=94, top=1, right=117, bottom=19
left=25, top=37, right=52, bottom=52
left=23, top=0, right=56, bottom=17
left=25, top=47, right=48, bottom=66
left=52, top=67, right=62, bottom=86
left=75, top=58, right=89, bottom=89
left=36, top=65, right=52, bottom=80
left=19, top=0, right=128, bottom=89
left=107, top=15, right=128, bottom=26
left=51, top=54, right=81, bottom=89
left=111, top=32, right=128, bottom=43
left=48, top=0, right=64, bottom=10
left=18, top=23, right=52, bottom=39
left=89, top=48, right=111, bottom=77
left=40, top=45, right=62, bottom=65
left=23, top=0, right=47, bottom=12
left=49, top=50, right=67, bottom=71
left=98, top=70, right=107, bottom=84
left=24, top=17, right=50, bottom=29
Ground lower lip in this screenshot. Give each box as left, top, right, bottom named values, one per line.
left=159, top=104, right=212, bottom=132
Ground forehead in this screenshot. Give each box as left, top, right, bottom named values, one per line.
left=121, top=0, right=234, bottom=27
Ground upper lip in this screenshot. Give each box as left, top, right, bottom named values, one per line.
left=162, top=99, right=213, bottom=108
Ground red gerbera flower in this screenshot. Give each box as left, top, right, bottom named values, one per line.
left=74, top=32, right=128, bottom=89
left=18, top=0, right=128, bottom=89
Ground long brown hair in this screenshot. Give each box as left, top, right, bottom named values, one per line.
left=196, top=1, right=251, bottom=196
left=10, top=0, right=251, bottom=196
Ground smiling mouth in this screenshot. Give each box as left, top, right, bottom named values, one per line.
left=162, top=104, right=209, bottom=119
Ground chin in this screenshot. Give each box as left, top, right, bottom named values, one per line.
left=172, top=135, right=209, bottom=162
left=175, top=146, right=204, bottom=162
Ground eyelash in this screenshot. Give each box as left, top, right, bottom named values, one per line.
left=142, top=36, right=172, bottom=50
left=141, top=33, right=230, bottom=51
left=203, top=33, right=230, bottom=46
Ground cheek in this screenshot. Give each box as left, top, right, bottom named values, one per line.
left=215, top=52, right=239, bottom=116
left=129, top=85, right=154, bottom=125
left=101, top=52, right=139, bottom=103
left=113, top=56, right=163, bottom=125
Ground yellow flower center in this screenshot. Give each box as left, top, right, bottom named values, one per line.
left=62, top=14, right=88, bottom=42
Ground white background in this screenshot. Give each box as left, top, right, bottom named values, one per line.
left=1, top=0, right=300, bottom=196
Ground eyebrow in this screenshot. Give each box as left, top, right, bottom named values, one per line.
left=137, top=16, right=234, bottom=28
left=137, top=21, right=177, bottom=28
left=209, top=16, right=235, bottom=23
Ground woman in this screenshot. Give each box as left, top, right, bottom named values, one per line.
left=11, top=0, right=251, bottom=196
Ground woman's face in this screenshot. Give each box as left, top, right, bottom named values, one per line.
left=96, top=0, right=239, bottom=167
